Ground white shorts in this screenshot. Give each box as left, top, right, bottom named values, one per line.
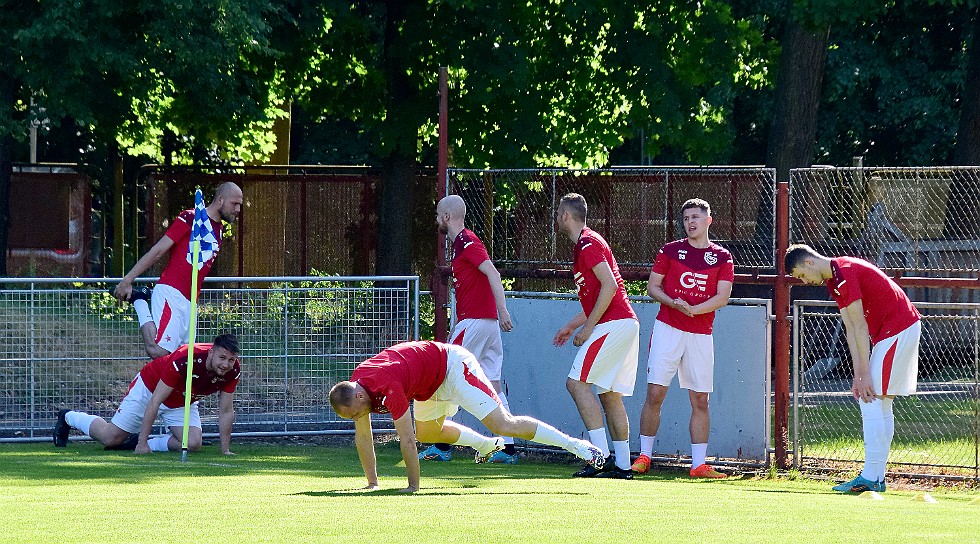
left=647, top=320, right=715, bottom=393
left=413, top=344, right=502, bottom=422
left=450, top=318, right=504, bottom=381
left=110, top=375, right=201, bottom=434
left=568, top=318, right=640, bottom=396
left=152, top=283, right=191, bottom=352
left=872, top=320, right=921, bottom=396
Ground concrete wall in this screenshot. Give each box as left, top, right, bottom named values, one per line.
left=451, top=295, right=770, bottom=461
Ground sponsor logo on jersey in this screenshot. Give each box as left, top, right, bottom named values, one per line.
left=704, top=251, right=718, bottom=265
left=680, top=271, right=709, bottom=292
left=678, top=249, right=687, bottom=260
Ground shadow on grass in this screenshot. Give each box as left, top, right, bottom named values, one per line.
left=293, top=489, right=588, bottom=497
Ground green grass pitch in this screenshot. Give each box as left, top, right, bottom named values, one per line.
left=2, top=440, right=978, bottom=543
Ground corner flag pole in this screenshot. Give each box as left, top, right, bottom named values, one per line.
left=181, top=188, right=207, bottom=463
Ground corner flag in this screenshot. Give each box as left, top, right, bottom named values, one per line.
left=181, top=187, right=211, bottom=462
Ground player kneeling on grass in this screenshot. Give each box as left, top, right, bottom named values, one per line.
left=329, top=341, right=605, bottom=493
left=54, top=333, right=241, bottom=455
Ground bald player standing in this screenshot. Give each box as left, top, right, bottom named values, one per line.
left=419, top=195, right=518, bottom=463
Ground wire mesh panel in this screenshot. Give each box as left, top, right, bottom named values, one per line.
left=448, top=167, right=777, bottom=271
left=0, top=276, right=419, bottom=441
left=789, top=167, right=980, bottom=275
left=793, top=300, right=980, bottom=478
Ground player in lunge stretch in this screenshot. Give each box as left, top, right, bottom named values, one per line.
left=553, top=193, right=640, bottom=480
left=786, top=244, right=921, bottom=493
left=53, top=333, right=241, bottom=454
left=632, top=199, right=733, bottom=479
left=329, top=341, right=604, bottom=493
left=113, top=182, right=243, bottom=358
left=419, top=195, right=517, bottom=463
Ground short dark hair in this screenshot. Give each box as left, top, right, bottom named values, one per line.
left=212, top=333, right=239, bottom=355
left=784, top=243, right=822, bottom=273
left=681, top=198, right=711, bottom=215
left=329, top=381, right=357, bottom=413
left=559, top=193, right=588, bottom=222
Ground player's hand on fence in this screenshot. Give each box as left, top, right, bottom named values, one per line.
left=553, top=326, right=575, bottom=347
left=573, top=324, right=594, bottom=347
left=498, top=309, right=513, bottom=332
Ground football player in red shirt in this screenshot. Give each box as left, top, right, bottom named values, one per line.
left=54, top=333, right=241, bottom=455
left=633, top=199, right=734, bottom=479
left=419, top=195, right=517, bottom=463
left=330, top=341, right=604, bottom=493
left=553, top=193, right=640, bottom=479
left=786, top=244, right=921, bottom=493
left=113, top=182, right=243, bottom=358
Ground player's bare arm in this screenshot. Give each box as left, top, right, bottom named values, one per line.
left=353, top=413, right=379, bottom=490
left=114, top=237, right=175, bottom=301
left=392, top=412, right=421, bottom=493
left=135, top=381, right=174, bottom=454
left=477, top=260, right=513, bottom=332
left=840, top=300, right=875, bottom=403
left=572, top=262, right=616, bottom=347
left=690, top=280, right=733, bottom=315
left=217, top=391, right=236, bottom=455
left=554, top=311, right=587, bottom=346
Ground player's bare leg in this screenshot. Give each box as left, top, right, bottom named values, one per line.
left=140, top=323, right=171, bottom=359
left=633, top=383, right=668, bottom=473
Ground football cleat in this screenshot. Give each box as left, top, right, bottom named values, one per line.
left=631, top=454, right=652, bottom=474
left=53, top=409, right=70, bottom=447
left=113, top=285, right=151, bottom=304
left=690, top=463, right=728, bottom=479
left=832, top=475, right=885, bottom=493
left=418, top=444, right=452, bottom=461
left=594, top=466, right=634, bottom=480
left=487, top=450, right=519, bottom=464
left=475, top=437, right=505, bottom=464
left=105, top=433, right=139, bottom=451
left=573, top=455, right=612, bottom=477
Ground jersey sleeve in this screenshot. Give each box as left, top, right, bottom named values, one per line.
left=578, top=238, right=607, bottom=270
left=829, top=267, right=862, bottom=309
left=651, top=247, right=670, bottom=276
left=164, top=210, right=193, bottom=242
left=382, top=384, right=410, bottom=420
left=461, top=240, right=491, bottom=268
left=719, top=253, right=735, bottom=282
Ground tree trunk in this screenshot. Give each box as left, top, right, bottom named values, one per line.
left=944, top=8, right=980, bottom=238
left=756, top=16, right=830, bottom=242
left=375, top=0, right=421, bottom=276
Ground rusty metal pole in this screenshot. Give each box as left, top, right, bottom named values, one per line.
left=433, top=66, right=449, bottom=342
left=774, top=180, right=791, bottom=468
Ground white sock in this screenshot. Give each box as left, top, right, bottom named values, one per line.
left=880, top=397, right=895, bottom=481
left=859, top=399, right=887, bottom=482
left=133, top=300, right=153, bottom=327
left=639, top=435, right=655, bottom=457
left=148, top=434, right=172, bottom=452
left=65, top=411, right=98, bottom=436
left=691, top=443, right=708, bottom=468
left=530, top=422, right=573, bottom=450
left=453, top=426, right=497, bottom=454
left=613, top=440, right=631, bottom=470
left=497, top=391, right=515, bottom=445
left=588, top=428, right=609, bottom=458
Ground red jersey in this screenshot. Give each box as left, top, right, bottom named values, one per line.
left=157, top=209, right=224, bottom=299
left=350, top=341, right=450, bottom=419
left=138, top=343, right=241, bottom=409
left=827, top=257, right=920, bottom=344
left=452, top=229, right=498, bottom=320
left=572, top=227, right=637, bottom=324
left=652, top=239, right=735, bottom=334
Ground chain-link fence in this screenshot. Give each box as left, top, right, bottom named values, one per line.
left=793, top=300, right=980, bottom=477
left=0, top=276, right=419, bottom=441
left=790, top=167, right=980, bottom=277
left=448, top=168, right=776, bottom=271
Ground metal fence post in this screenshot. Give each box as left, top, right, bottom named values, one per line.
left=774, top=180, right=791, bottom=468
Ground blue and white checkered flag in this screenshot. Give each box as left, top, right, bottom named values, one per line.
left=187, top=188, right=218, bottom=268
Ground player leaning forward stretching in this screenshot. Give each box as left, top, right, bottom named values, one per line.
left=786, top=244, right=921, bottom=493
left=330, top=341, right=604, bottom=493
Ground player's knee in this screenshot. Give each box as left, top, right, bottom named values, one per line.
left=645, top=385, right=668, bottom=406
left=187, top=437, right=203, bottom=451
left=690, top=392, right=709, bottom=412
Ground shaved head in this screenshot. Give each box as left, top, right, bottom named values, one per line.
left=211, top=182, right=244, bottom=223
left=215, top=182, right=243, bottom=201
left=436, top=194, right=466, bottom=218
